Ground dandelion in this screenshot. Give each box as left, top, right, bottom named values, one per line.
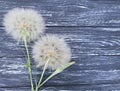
left=3, top=8, right=75, bottom=91
left=3, top=8, right=45, bottom=41
left=3, top=8, right=45, bottom=91
left=33, top=35, right=71, bottom=70
left=33, top=35, right=75, bottom=90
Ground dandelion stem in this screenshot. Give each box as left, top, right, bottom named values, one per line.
left=24, top=38, right=34, bottom=91
left=36, top=59, right=49, bottom=91
left=37, top=62, right=75, bottom=90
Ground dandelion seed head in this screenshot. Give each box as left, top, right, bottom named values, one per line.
left=32, top=35, right=71, bottom=70
left=3, top=8, right=45, bottom=41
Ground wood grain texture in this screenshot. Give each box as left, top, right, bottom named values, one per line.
left=0, top=0, right=120, bottom=26
left=1, top=26, right=120, bottom=90
left=1, top=55, right=120, bottom=87
left=0, top=0, right=120, bottom=90
left=2, top=84, right=120, bottom=91
left=1, top=27, right=120, bottom=58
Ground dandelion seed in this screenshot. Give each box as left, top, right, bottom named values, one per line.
left=3, top=8, right=45, bottom=41
left=32, top=35, right=71, bottom=70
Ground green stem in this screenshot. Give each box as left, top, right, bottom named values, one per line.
left=36, top=60, right=49, bottom=91
left=38, top=62, right=75, bottom=89
left=24, top=38, right=34, bottom=91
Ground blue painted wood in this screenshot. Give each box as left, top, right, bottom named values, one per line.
left=0, top=0, right=120, bottom=90
left=1, top=55, right=120, bottom=87
left=1, top=27, right=120, bottom=58
left=0, top=0, right=120, bottom=26
left=2, top=84, right=120, bottom=91
left=1, top=26, right=120, bottom=90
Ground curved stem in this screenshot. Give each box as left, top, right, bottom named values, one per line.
left=36, top=59, right=49, bottom=91
left=38, top=62, right=75, bottom=89
left=24, top=38, right=34, bottom=91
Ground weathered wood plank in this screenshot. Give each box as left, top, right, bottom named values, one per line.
left=1, top=55, right=120, bottom=87
left=1, top=27, right=120, bottom=58
left=0, top=0, right=120, bottom=26
left=1, top=0, right=120, bottom=90
left=1, top=26, right=120, bottom=88
left=2, top=83, right=120, bottom=91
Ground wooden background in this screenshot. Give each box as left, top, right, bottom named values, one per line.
left=0, top=0, right=120, bottom=90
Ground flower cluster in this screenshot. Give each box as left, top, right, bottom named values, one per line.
left=3, top=8, right=75, bottom=91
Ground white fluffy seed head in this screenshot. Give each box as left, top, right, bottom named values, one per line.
left=3, top=8, right=45, bottom=41
left=32, top=35, right=71, bottom=70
